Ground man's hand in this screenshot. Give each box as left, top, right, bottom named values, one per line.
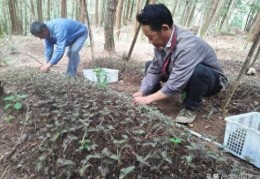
left=132, top=90, right=169, bottom=105
left=132, top=91, right=152, bottom=105
left=133, top=96, right=153, bottom=105
left=39, top=63, right=52, bottom=73
left=133, top=91, right=144, bottom=98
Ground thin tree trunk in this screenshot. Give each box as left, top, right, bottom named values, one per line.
left=222, top=30, right=260, bottom=112
left=211, top=0, right=225, bottom=30
left=115, top=0, right=124, bottom=39
left=171, top=0, right=179, bottom=16
left=222, top=0, right=237, bottom=31
left=135, top=0, right=143, bottom=32
left=95, top=0, right=99, bottom=27
left=104, top=0, right=118, bottom=51
left=125, top=0, right=149, bottom=61
left=80, top=0, right=95, bottom=62
left=30, top=0, right=35, bottom=18
left=182, top=1, right=192, bottom=26
left=37, top=0, right=43, bottom=21
left=61, top=0, right=67, bottom=18
left=99, top=0, right=107, bottom=26
left=123, top=0, right=131, bottom=25
left=47, top=0, right=51, bottom=20
left=249, top=43, right=260, bottom=68
left=248, top=12, right=260, bottom=42
left=129, top=0, right=135, bottom=21
left=8, top=0, right=22, bottom=35
left=185, top=3, right=196, bottom=28
left=219, top=0, right=233, bottom=31
left=198, top=0, right=220, bottom=37
left=181, top=1, right=189, bottom=25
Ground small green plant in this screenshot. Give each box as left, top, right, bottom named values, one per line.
left=169, top=137, right=182, bottom=144
left=94, top=68, right=108, bottom=88
left=2, top=93, right=27, bottom=122
left=3, top=93, right=28, bottom=111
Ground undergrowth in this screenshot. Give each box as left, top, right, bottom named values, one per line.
left=0, top=66, right=249, bottom=178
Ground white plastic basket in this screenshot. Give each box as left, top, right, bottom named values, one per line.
left=82, top=68, right=119, bottom=83
left=223, top=112, right=260, bottom=168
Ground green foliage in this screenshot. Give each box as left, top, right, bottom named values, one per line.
left=0, top=67, right=248, bottom=178
left=2, top=93, right=27, bottom=122
left=94, top=68, right=108, bottom=88
left=169, top=137, right=182, bottom=144
left=3, top=93, right=27, bottom=111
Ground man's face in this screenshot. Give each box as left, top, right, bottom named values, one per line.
left=34, top=29, right=49, bottom=39
left=142, top=25, right=170, bottom=48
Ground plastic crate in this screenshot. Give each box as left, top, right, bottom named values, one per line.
left=82, top=68, right=119, bottom=83
left=223, top=112, right=260, bottom=168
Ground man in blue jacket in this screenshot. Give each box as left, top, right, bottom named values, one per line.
left=30, top=19, right=88, bottom=76
left=132, top=4, right=228, bottom=124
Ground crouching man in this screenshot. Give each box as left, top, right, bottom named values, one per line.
left=132, top=4, right=228, bottom=124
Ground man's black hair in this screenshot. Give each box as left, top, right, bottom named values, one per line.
left=30, top=21, right=47, bottom=35
left=136, top=4, right=173, bottom=31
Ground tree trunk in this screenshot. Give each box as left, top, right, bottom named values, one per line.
left=210, top=0, right=225, bottom=30
left=2, top=1, right=9, bottom=34
left=47, top=0, right=51, bottom=20
left=222, top=0, right=237, bottom=31
left=80, top=0, right=87, bottom=23
left=61, top=0, right=67, bottom=18
left=30, top=0, right=35, bottom=18
left=185, top=3, right=196, bottom=28
left=135, top=0, right=143, bottom=32
left=182, top=1, right=191, bottom=26
left=219, top=0, right=233, bottom=31
left=95, top=0, right=99, bottom=27
left=104, top=0, right=118, bottom=51
left=99, top=0, right=107, bottom=26
left=198, top=0, right=221, bottom=38
left=222, top=30, right=260, bottom=112
left=249, top=43, right=260, bottom=68
left=75, top=1, right=81, bottom=21
left=247, top=12, right=260, bottom=42
left=115, top=0, right=124, bottom=39
left=123, top=0, right=131, bottom=25
left=37, top=0, right=43, bottom=21
left=8, top=0, right=22, bottom=35
left=81, top=0, right=95, bottom=62
left=171, top=0, right=179, bottom=16
left=125, top=0, right=149, bottom=61
left=129, top=0, right=135, bottom=21
left=181, top=1, right=189, bottom=25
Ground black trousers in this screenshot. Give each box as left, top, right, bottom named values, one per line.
left=145, top=61, right=221, bottom=110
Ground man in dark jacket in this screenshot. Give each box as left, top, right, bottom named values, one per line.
left=30, top=19, right=88, bottom=76
left=132, top=4, right=228, bottom=124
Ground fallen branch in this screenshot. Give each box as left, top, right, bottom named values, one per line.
left=0, top=51, right=43, bottom=65
left=0, top=134, right=28, bottom=163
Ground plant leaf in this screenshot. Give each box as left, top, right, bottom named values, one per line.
left=169, top=137, right=182, bottom=144
left=4, top=104, right=12, bottom=110
left=57, top=159, right=74, bottom=167
left=18, top=94, right=28, bottom=99
left=3, top=96, right=15, bottom=101
left=119, top=166, right=135, bottom=179
left=14, top=102, right=22, bottom=110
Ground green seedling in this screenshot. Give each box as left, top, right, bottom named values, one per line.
left=3, top=93, right=28, bottom=111
left=93, top=68, right=108, bottom=88
left=169, top=137, right=182, bottom=144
